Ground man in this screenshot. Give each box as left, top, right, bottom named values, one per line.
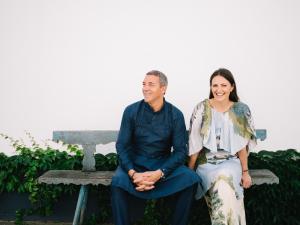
left=111, top=70, right=200, bottom=225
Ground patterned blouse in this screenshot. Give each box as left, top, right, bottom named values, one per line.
left=189, top=99, right=257, bottom=164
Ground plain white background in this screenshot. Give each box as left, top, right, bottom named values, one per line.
left=1, top=0, right=299, bottom=155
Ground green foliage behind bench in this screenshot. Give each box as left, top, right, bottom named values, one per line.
left=0, top=145, right=299, bottom=225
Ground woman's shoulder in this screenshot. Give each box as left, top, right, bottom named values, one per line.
left=231, top=101, right=251, bottom=116
left=193, top=99, right=209, bottom=111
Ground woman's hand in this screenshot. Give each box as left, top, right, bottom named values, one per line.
left=188, top=152, right=199, bottom=170
left=237, top=148, right=251, bottom=188
left=241, top=171, right=252, bottom=189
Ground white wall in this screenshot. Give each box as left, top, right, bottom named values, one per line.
left=1, top=0, right=299, bottom=155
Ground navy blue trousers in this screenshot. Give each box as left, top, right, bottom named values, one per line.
left=111, top=184, right=196, bottom=225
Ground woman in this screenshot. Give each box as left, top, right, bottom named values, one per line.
left=188, top=68, right=257, bottom=225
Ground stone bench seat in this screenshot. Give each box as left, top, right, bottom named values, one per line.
left=38, top=168, right=279, bottom=187
left=37, top=129, right=278, bottom=225
left=38, top=170, right=115, bottom=186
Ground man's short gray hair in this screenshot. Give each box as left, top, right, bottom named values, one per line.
left=146, top=70, right=168, bottom=86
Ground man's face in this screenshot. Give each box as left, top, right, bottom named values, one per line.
left=142, top=75, right=166, bottom=105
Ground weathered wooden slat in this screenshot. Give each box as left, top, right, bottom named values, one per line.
left=38, top=170, right=115, bottom=186
left=38, top=169, right=279, bottom=187
left=53, top=130, right=119, bottom=145
left=53, top=129, right=266, bottom=144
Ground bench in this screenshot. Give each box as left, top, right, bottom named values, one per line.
left=38, top=129, right=279, bottom=225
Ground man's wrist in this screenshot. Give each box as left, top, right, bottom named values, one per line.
left=159, top=169, right=165, bottom=179
left=128, top=169, right=136, bottom=179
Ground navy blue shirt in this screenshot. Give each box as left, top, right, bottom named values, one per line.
left=112, top=99, right=199, bottom=199
left=116, top=99, right=187, bottom=177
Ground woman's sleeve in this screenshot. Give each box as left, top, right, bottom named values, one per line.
left=244, top=105, right=257, bottom=152
left=188, top=103, right=204, bottom=156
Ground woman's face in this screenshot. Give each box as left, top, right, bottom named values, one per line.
left=210, top=75, right=234, bottom=102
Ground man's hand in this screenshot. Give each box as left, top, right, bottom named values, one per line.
left=132, top=172, right=154, bottom=191
left=131, top=170, right=163, bottom=192
left=142, top=170, right=163, bottom=183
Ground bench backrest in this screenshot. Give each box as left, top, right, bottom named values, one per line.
left=53, top=129, right=266, bottom=171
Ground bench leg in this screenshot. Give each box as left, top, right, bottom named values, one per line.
left=73, top=185, right=89, bottom=225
